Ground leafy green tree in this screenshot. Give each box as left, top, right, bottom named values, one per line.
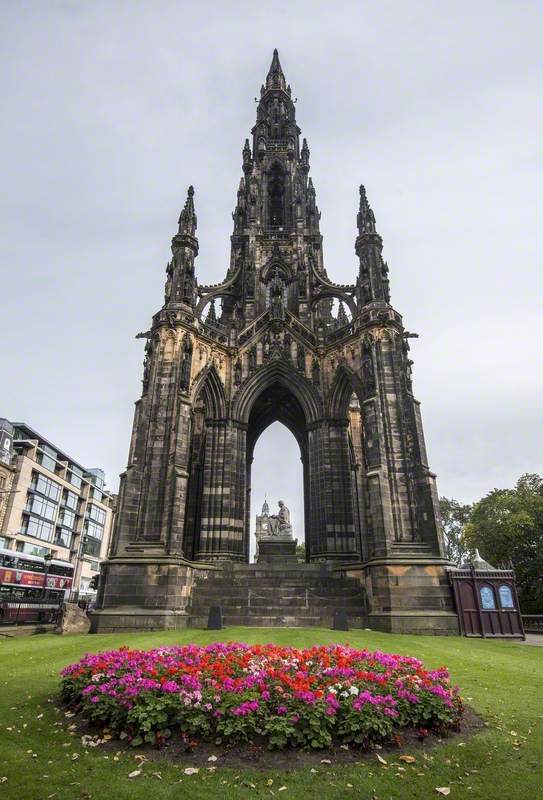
left=439, top=497, right=473, bottom=564
left=296, top=542, right=306, bottom=562
left=464, top=474, right=543, bottom=613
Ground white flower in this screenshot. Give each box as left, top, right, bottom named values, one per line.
left=349, top=686, right=359, bottom=696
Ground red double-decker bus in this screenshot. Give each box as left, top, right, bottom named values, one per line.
left=0, top=548, right=74, bottom=624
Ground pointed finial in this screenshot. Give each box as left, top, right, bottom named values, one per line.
left=206, top=298, right=217, bottom=324
left=262, top=495, right=269, bottom=515
left=337, top=301, right=348, bottom=325
left=357, top=184, right=376, bottom=234
left=178, top=185, right=197, bottom=236
left=266, top=48, right=287, bottom=91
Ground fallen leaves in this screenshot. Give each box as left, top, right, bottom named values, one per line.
left=183, top=767, right=199, bottom=775
left=127, top=770, right=141, bottom=779
left=436, top=789, right=451, bottom=796
left=399, top=754, right=416, bottom=763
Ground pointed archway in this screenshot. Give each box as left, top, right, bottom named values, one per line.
left=250, top=422, right=305, bottom=562
left=245, top=380, right=309, bottom=561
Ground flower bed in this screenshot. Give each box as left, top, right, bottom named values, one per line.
left=60, top=643, right=463, bottom=750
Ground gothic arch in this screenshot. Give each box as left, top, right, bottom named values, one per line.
left=260, top=259, right=293, bottom=283
left=329, top=364, right=365, bottom=418
left=233, top=359, right=322, bottom=426
left=310, top=289, right=357, bottom=320
left=191, top=364, right=227, bottom=419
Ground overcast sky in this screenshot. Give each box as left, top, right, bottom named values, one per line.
left=1, top=1, right=542, bottom=546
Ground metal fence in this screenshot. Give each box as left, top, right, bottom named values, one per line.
left=522, top=615, right=543, bottom=633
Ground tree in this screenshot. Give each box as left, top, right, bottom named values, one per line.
left=439, top=497, right=473, bottom=564
left=464, top=474, right=543, bottom=614
left=296, top=542, right=306, bottom=562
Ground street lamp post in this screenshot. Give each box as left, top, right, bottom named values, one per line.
left=43, top=552, right=53, bottom=600
left=72, top=534, right=88, bottom=603
left=42, top=552, right=53, bottom=622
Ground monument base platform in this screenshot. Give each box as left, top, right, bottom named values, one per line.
left=257, top=538, right=297, bottom=564
left=90, top=551, right=459, bottom=635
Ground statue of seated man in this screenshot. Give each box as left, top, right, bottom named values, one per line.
left=268, top=500, right=293, bottom=538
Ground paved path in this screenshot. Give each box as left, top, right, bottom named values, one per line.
left=516, top=633, right=543, bottom=646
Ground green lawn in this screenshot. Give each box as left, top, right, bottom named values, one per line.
left=0, top=628, right=542, bottom=800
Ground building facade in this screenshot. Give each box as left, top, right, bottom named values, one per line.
left=93, top=51, right=458, bottom=634
left=0, top=419, right=115, bottom=599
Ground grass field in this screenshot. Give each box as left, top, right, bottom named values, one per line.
left=0, top=628, right=542, bottom=799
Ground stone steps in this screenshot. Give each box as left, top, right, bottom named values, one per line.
left=188, top=563, right=367, bottom=628
left=190, top=613, right=368, bottom=629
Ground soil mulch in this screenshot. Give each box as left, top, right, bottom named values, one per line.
left=60, top=703, right=485, bottom=772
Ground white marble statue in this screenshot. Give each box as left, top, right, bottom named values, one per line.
left=268, top=500, right=293, bottom=538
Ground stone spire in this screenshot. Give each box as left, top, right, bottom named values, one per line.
left=357, top=184, right=377, bottom=235
left=265, top=48, right=287, bottom=92
left=178, top=185, right=197, bottom=237
left=355, top=184, right=390, bottom=306
left=170, top=185, right=199, bottom=308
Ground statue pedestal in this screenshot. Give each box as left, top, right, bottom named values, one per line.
left=257, top=538, right=297, bottom=564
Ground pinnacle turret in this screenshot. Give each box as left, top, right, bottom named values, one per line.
left=178, top=185, right=197, bottom=237
left=355, top=184, right=390, bottom=306
left=357, top=184, right=377, bottom=235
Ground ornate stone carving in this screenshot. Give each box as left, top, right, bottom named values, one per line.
left=179, top=335, right=192, bottom=391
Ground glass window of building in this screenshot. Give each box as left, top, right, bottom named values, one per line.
left=90, top=486, right=103, bottom=502
left=87, top=504, right=106, bottom=525
left=499, top=585, right=514, bottom=608
left=62, top=489, right=79, bottom=511
left=480, top=586, right=496, bottom=610
left=54, top=528, right=71, bottom=548
left=25, top=494, right=58, bottom=521
left=31, top=472, right=61, bottom=502
left=22, top=516, right=54, bottom=542
left=85, top=520, right=104, bottom=541
left=82, top=536, right=101, bottom=557
left=17, top=541, right=50, bottom=558
left=37, top=444, right=57, bottom=472
left=67, top=465, right=83, bottom=490
left=58, top=508, right=76, bottom=529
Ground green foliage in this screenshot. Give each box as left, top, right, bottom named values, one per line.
left=439, top=496, right=473, bottom=564
left=464, top=473, right=543, bottom=613
left=295, top=541, right=306, bottom=562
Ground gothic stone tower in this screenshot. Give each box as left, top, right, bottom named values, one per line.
left=92, top=51, right=458, bottom=635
